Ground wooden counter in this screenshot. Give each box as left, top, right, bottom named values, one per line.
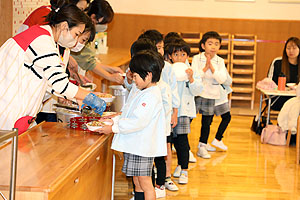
left=90, top=47, right=131, bottom=93
left=98, top=48, right=131, bottom=68
left=0, top=122, right=113, bottom=200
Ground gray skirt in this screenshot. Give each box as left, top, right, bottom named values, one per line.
left=122, top=153, right=154, bottom=176
left=173, top=116, right=191, bottom=136
left=195, top=96, right=230, bottom=116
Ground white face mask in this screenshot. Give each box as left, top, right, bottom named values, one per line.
left=58, top=28, right=77, bottom=48
left=71, top=42, right=85, bottom=52
left=95, top=24, right=107, bottom=33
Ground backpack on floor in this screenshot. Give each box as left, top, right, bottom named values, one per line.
left=261, top=125, right=286, bottom=146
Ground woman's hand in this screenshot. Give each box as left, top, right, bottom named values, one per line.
left=109, top=73, right=124, bottom=84
left=79, top=74, right=92, bottom=84
left=110, top=67, right=124, bottom=74
left=68, top=56, right=79, bottom=74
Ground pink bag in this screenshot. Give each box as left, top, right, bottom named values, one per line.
left=256, top=78, right=277, bottom=90
left=261, top=125, right=286, bottom=146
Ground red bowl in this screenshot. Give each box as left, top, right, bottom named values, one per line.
left=69, top=116, right=101, bottom=131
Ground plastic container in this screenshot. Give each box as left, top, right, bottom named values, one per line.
left=109, top=85, right=129, bottom=112
left=278, top=74, right=286, bottom=91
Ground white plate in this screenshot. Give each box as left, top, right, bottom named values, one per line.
left=93, top=92, right=116, bottom=103
left=80, top=83, right=97, bottom=91
left=172, top=62, right=188, bottom=81
left=101, top=96, right=115, bottom=103
left=286, top=83, right=297, bottom=90
left=86, top=121, right=113, bottom=132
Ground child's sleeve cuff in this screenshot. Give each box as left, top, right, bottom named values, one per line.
left=111, top=115, right=120, bottom=133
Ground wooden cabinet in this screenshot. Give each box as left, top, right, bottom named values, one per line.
left=229, top=34, right=257, bottom=109
left=0, top=122, right=113, bottom=200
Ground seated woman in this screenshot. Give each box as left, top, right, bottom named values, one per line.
left=267, top=37, right=300, bottom=111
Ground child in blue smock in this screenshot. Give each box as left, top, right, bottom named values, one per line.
left=98, top=50, right=167, bottom=200
left=124, top=37, right=173, bottom=198
left=138, top=30, right=180, bottom=194
left=165, top=38, right=203, bottom=184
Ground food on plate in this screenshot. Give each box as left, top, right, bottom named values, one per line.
left=87, top=121, right=107, bottom=126
left=86, top=120, right=113, bottom=132
left=102, top=112, right=117, bottom=117
left=97, top=93, right=113, bottom=98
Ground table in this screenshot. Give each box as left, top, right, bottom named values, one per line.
left=256, top=87, right=296, bottom=128
left=0, top=129, right=18, bottom=200
left=91, top=48, right=131, bottom=93
left=0, top=123, right=114, bottom=200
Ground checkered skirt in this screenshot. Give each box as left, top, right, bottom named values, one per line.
left=173, top=116, right=191, bottom=136
left=195, top=96, right=230, bottom=116
left=122, top=153, right=154, bottom=176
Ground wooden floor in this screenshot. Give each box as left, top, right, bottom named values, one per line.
left=113, top=115, right=300, bottom=200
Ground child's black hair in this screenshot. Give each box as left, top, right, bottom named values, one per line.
left=138, top=29, right=163, bottom=45
left=129, top=50, right=164, bottom=83
left=69, top=0, right=91, bottom=5
left=199, top=31, right=222, bottom=52
left=165, top=39, right=190, bottom=62
left=87, top=0, right=114, bottom=24
left=130, top=38, right=157, bottom=58
left=164, top=32, right=181, bottom=45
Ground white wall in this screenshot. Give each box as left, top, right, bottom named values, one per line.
left=13, top=0, right=49, bottom=34
left=108, top=0, right=300, bottom=20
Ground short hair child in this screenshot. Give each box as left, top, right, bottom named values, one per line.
left=137, top=29, right=181, bottom=192
left=130, top=38, right=157, bottom=57
left=165, top=39, right=190, bottom=63
left=192, top=31, right=231, bottom=159
left=130, top=50, right=164, bottom=83
left=168, top=37, right=202, bottom=184
left=199, top=31, right=222, bottom=52
left=164, top=32, right=181, bottom=46
left=138, top=30, right=164, bottom=56
left=100, top=50, right=167, bottom=200
left=138, top=30, right=163, bottom=45
left=164, top=32, right=182, bottom=61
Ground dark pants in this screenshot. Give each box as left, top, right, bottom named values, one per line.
left=215, top=112, right=231, bottom=141
left=270, top=96, right=293, bottom=111
left=154, top=156, right=166, bottom=186
left=200, top=115, right=214, bottom=144
left=134, top=192, right=145, bottom=200
left=200, top=112, right=231, bottom=143
left=35, top=112, right=57, bottom=124
left=173, top=134, right=189, bottom=169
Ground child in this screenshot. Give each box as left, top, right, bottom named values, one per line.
left=166, top=39, right=203, bottom=184
left=191, top=31, right=230, bottom=159
left=126, top=38, right=172, bottom=198
left=139, top=30, right=180, bottom=193
left=98, top=50, right=167, bottom=200
left=164, top=32, right=182, bottom=62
